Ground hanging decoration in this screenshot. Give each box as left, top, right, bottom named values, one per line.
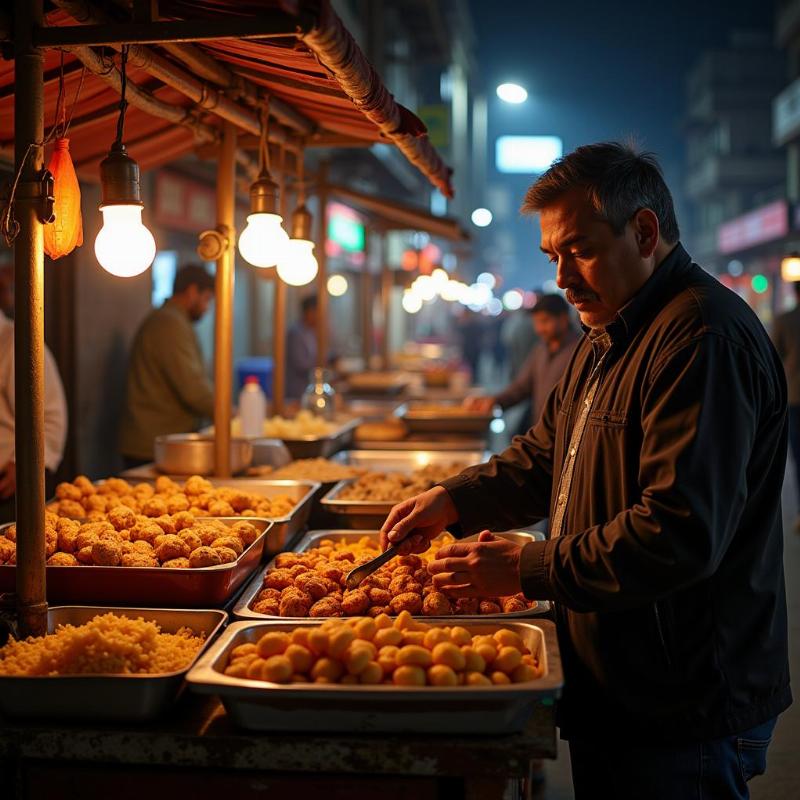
left=238, top=100, right=290, bottom=268
left=276, top=146, right=318, bottom=287
left=94, top=46, right=157, bottom=278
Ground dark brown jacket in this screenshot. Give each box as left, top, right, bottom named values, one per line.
left=441, top=244, right=791, bottom=742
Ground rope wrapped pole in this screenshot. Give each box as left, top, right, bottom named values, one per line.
left=14, top=0, right=48, bottom=638
left=213, top=122, right=236, bottom=477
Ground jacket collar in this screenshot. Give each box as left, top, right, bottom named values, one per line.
left=587, top=242, right=694, bottom=344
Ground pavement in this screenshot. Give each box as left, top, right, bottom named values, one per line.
left=537, top=462, right=800, bottom=799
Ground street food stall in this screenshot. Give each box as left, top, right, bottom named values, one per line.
left=0, top=2, right=560, bottom=797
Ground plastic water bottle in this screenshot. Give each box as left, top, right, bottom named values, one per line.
left=239, top=375, right=267, bottom=437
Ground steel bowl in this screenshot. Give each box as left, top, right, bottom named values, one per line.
left=153, top=433, right=253, bottom=476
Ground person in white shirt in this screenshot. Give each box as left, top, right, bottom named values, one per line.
left=0, top=292, right=68, bottom=522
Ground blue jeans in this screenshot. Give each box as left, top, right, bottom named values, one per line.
left=568, top=718, right=777, bottom=799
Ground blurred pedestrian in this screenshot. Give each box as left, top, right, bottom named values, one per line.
left=501, top=301, right=539, bottom=376
left=286, top=295, right=320, bottom=400
left=120, top=264, right=215, bottom=467
left=772, top=280, right=800, bottom=529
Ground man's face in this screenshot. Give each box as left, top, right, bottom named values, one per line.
left=186, top=286, right=213, bottom=322
left=532, top=311, right=567, bottom=345
left=539, top=188, right=655, bottom=328
left=304, top=307, right=318, bottom=328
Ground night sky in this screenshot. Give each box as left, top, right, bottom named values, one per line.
left=467, top=0, right=771, bottom=288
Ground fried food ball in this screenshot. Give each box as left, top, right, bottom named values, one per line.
left=131, top=522, right=163, bottom=544
left=0, top=538, right=16, bottom=564
left=75, top=545, right=94, bottom=564
left=388, top=575, right=422, bottom=596
left=215, top=546, right=238, bottom=564
left=73, top=475, right=95, bottom=496
left=285, top=643, right=313, bottom=673
left=422, top=592, right=452, bottom=616
left=368, top=588, right=392, bottom=607
left=178, top=529, right=203, bottom=552
left=397, top=554, right=423, bottom=570
left=428, top=664, right=458, bottom=686
left=341, top=589, right=371, bottom=616
left=75, top=530, right=100, bottom=552
left=274, top=552, right=302, bottom=569
left=454, top=598, right=480, bottom=616
left=133, top=482, right=155, bottom=499
left=55, top=482, right=82, bottom=502
left=316, top=565, right=343, bottom=585
left=493, top=629, right=526, bottom=650
left=183, top=475, right=212, bottom=496
left=155, top=476, right=180, bottom=494
left=465, top=671, right=492, bottom=686
left=45, top=527, right=58, bottom=557
left=162, top=557, right=190, bottom=569
left=368, top=605, right=390, bottom=618
left=256, top=587, right=281, bottom=602
left=389, top=592, right=423, bottom=615
left=309, top=597, right=343, bottom=617
left=294, top=572, right=329, bottom=601
left=230, top=521, right=259, bottom=546
left=502, top=597, right=528, bottom=614
left=207, top=500, right=235, bottom=517
left=108, top=506, right=136, bottom=531
left=396, top=644, right=433, bottom=668
left=153, top=516, right=177, bottom=535
left=86, top=511, right=107, bottom=523
left=155, top=534, right=191, bottom=563
left=264, top=568, right=295, bottom=590
left=141, top=497, right=168, bottom=518
left=211, top=536, right=244, bottom=556
left=432, top=642, right=466, bottom=671
left=166, top=494, right=190, bottom=514
left=45, top=512, right=59, bottom=528
left=393, top=665, right=426, bottom=686
left=172, top=511, right=195, bottom=532
left=120, top=552, right=159, bottom=568
left=479, top=600, right=502, bottom=616
left=84, top=494, right=107, bottom=513
left=47, top=551, right=79, bottom=566
left=493, top=646, right=523, bottom=674
left=189, top=546, right=222, bottom=568
left=256, top=632, right=290, bottom=657
left=57, top=500, right=85, bottom=519
left=279, top=588, right=313, bottom=617
left=91, top=538, right=122, bottom=566
left=190, top=524, right=218, bottom=547
left=131, top=539, right=155, bottom=554
left=3, top=524, right=16, bottom=542
left=252, top=598, right=280, bottom=615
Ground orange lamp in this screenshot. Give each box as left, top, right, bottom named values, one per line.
left=43, top=137, right=83, bottom=260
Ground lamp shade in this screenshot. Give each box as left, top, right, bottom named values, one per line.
left=43, top=138, right=83, bottom=260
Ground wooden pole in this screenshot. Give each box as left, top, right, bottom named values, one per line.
left=14, top=0, right=47, bottom=638
left=381, top=235, right=392, bottom=371
left=361, top=227, right=372, bottom=371
left=213, top=122, right=236, bottom=477
left=315, top=162, right=329, bottom=369
left=272, top=147, right=288, bottom=416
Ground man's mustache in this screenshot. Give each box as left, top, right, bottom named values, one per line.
left=566, top=288, right=600, bottom=304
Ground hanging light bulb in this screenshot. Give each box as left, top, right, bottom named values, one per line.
left=238, top=103, right=289, bottom=268
left=276, top=151, right=318, bottom=287
left=95, top=46, right=156, bottom=277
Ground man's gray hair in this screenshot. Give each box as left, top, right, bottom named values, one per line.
left=521, top=141, right=680, bottom=243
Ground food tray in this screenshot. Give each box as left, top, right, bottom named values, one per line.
left=330, top=449, right=491, bottom=472
left=0, top=606, right=227, bottom=722
left=187, top=618, right=561, bottom=733
left=345, top=372, right=410, bottom=396
left=275, top=417, right=360, bottom=460
left=354, top=435, right=489, bottom=451
left=398, top=401, right=500, bottom=436
left=343, top=398, right=405, bottom=420
left=233, top=529, right=549, bottom=621
left=0, top=519, right=273, bottom=607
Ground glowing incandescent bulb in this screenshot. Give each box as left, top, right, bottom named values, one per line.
left=276, top=202, right=318, bottom=286
left=94, top=142, right=156, bottom=277
left=238, top=212, right=289, bottom=268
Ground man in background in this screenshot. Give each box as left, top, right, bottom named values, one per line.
left=772, top=279, right=800, bottom=529
left=0, top=265, right=67, bottom=522
left=120, top=264, right=215, bottom=467
left=286, top=294, right=320, bottom=400
left=467, top=294, right=580, bottom=432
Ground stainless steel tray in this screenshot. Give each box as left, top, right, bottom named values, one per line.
left=343, top=399, right=405, bottom=420
left=187, top=618, right=561, bottom=733
left=398, top=401, right=500, bottom=436
left=233, top=529, right=549, bottom=621
left=330, top=449, right=491, bottom=472
left=0, top=519, right=273, bottom=607
left=0, top=606, right=227, bottom=722
left=354, top=436, right=489, bottom=451
left=274, top=417, right=361, bottom=460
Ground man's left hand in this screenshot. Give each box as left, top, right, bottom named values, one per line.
left=427, top=531, right=523, bottom=597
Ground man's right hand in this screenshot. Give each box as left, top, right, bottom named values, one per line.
left=464, top=396, right=495, bottom=413
left=380, top=486, right=459, bottom=554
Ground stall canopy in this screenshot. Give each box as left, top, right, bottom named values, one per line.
left=0, top=0, right=454, bottom=196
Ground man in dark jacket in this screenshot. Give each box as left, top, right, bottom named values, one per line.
left=381, top=143, right=791, bottom=799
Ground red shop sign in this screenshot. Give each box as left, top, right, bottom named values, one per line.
left=153, top=171, right=216, bottom=233
left=717, top=200, right=789, bottom=255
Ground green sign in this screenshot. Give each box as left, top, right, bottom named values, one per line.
left=418, top=104, right=450, bottom=149
left=328, top=213, right=365, bottom=252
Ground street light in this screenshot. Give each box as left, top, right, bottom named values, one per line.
left=496, top=83, right=528, bottom=104
left=471, top=208, right=493, bottom=227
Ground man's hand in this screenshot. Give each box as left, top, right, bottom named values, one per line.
left=380, top=485, right=459, bottom=554
left=463, top=396, right=495, bottom=413
left=427, top=531, right=523, bottom=597
left=0, top=461, right=16, bottom=500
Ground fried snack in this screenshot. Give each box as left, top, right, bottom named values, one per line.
left=250, top=534, right=538, bottom=618
left=155, top=534, right=191, bottom=563
left=47, top=552, right=79, bottom=566
left=337, top=463, right=466, bottom=503
left=91, top=538, right=122, bottom=566
left=223, top=615, right=543, bottom=686
left=249, top=458, right=365, bottom=482
left=0, top=612, right=204, bottom=676
left=189, top=546, right=222, bottom=568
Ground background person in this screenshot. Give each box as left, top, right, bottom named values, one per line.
left=119, top=264, right=215, bottom=467
left=381, top=142, right=790, bottom=800
left=286, top=294, right=320, bottom=401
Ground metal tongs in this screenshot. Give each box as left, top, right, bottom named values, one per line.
left=345, top=544, right=400, bottom=590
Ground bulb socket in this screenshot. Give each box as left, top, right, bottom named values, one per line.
left=290, top=203, right=313, bottom=240
left=99, top=142, right=143, bottom=207
left=249, top=168, right=279, bottom=214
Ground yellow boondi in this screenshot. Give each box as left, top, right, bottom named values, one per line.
left=0, top=613, right=204, bottom=676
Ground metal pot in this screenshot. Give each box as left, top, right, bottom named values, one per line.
left=153, top=434, right=253, bottom=476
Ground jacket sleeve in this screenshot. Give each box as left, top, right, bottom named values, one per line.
left=495, top=351, right=536, bottom=409
left=771, top=317, right=786, bottom=361
left=518, top=333, right=781, bottom=611
left=439, top=377, right=561, bottom=533
left=157, top=317, right=215, bottom=418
